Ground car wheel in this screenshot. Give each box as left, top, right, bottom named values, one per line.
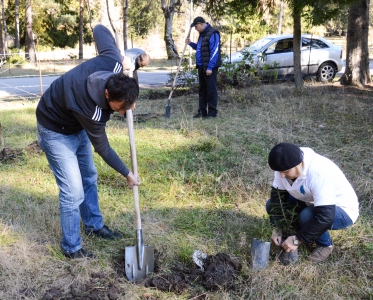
left=317, top=62, right=336, bottom=82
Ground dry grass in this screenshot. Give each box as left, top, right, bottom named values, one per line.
left=0, top=80, right=372, bottom=299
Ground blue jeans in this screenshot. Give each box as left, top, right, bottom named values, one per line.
left=37, top=123, right=104, bottom=254
left=266, top=196, right=353, bottom=247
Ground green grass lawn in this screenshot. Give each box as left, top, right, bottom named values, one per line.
left=0, top=81, right=372, bottom=299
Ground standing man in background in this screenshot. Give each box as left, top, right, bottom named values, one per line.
left=186, top=16, right=222, bottom=119
left=122, top=48, right=151, bottom=83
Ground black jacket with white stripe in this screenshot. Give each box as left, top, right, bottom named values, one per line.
left=36, top=25, right=130, bottom=177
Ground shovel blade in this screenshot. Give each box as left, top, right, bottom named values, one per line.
left=125, top=245, right=154, bottom=281
left=165, top=104, right=171, bottom=118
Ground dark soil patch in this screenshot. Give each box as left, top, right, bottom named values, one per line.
left=42, top=272, right=123, bottom=300
left=146, top=88, right=196, bottom=100
left=40, top=252, right=241, bottom=299
left=144, top=252, right=242, bottom=293
left=147, top=89, right=169, bottom=100
left=0, top=141, right=42, bottom=163
left=111, top=112, right=165, bottom=123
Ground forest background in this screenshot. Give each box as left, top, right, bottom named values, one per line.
left=1, top=0, right=373, bottom=64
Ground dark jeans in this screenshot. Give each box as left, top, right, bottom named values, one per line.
left=266, top=196, right=353, bottom=247
left=197, top=67, right=219, bottom=115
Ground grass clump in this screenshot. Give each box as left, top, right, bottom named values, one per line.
left=0, top=81, right=372, bottom=299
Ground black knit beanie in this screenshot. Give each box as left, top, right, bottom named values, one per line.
left=268, top=142, right=304, bottom=171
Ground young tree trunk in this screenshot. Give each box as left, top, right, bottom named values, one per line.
left=87, top=0, right=93, bottom=32
left=79, top=0, right=84, bottom=59
left=15, top=0, right=20, bottom=49
left=161, top=0, right=181, bottom=59
left=0, top=15, right=4, bottom=57
left=292, top=6, right=303, bottom=89
left=277, top=1, right=283, bottom=35
left=0, top=123, right=4, bottom=152
left=122, top=0, right=128, bottom=50
left=1, top=0, right=8, bottom=54
left=106, top=0, right=116, bottom=33
left=99, top=0, right=108, bottom=26
left=340, top=0, right=370, bottom=87
left=25, top=0, right=36, bottom=63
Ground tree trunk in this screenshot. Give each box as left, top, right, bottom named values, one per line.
left=1, top=0, right=8, bottom=54
left=340, top=0, right=370, bottom=87
left=99, top=0, right=108, bottom=25
left=87, top=0, right=93, bottom=31
left=293, top=6, right=303, bottom=89
left=161, top=0, right=181, bottom=59
left=106, top=0, right=116, bottom=33
left=123, top=0, right=128, bottom=50
left=277, top=1, right=283, bottom=35
left=0, top=123, right=4, bottom=152
left=79, top=0, right=84, bottom=59
left=0, top=13, right=4, bottom=57
left=15, top=0, right=20, bottom=49
left=25, top=0, right=36, bottom=63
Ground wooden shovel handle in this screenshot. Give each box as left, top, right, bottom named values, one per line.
left=126, top=109, right=142, bottom=230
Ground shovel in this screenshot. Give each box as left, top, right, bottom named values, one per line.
left=125, top=109, right=154, bottom=281
left=165, top=26, right=192, bottom=118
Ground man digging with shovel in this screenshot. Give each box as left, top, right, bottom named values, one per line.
left=266, top=143, right=359, bottom=263
left=36, top=24, right=141, bottom=259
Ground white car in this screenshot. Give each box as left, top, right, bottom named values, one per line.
left=227, top=34, right=344, bottom=82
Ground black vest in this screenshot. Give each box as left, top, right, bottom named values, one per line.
left=200, top=25, right=222, bottom=69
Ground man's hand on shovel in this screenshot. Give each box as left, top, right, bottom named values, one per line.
left=126, top=171, right=141, bottom=189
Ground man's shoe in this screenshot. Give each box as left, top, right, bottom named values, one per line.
left=193, top=112, right=207, bottom=118
left=204, top=111, right=217, bottom=118
left=86, top=225, right=122, bottom=240
left=308, top=245, right=334, bottom=263
left=204, top=114, right=217, bottom=119
left=64, top=248, right=95, bottom=259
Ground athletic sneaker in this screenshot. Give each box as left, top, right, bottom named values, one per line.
left=308, top=245, right=334, bottom=263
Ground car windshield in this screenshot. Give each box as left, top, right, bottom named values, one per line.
left=244, top=38, right=274, bottom=52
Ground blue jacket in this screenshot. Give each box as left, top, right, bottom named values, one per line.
left=189, top=24, right=221, bottom=70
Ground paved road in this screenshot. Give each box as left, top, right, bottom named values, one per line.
left=1, top=62, right=372, bottom=100
left=0, top=70, right=170, bottom=100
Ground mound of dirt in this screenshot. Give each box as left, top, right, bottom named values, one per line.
left=40, top=253, right=241, bottom=299
left=111, top=112, right=163, bottom=123
left=0, top=141, right=42, bottom=162
left=144, top=252, right=242, bottom=293
left=147, top=88, right=194, bottom=100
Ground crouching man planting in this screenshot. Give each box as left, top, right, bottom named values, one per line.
left=266, top=142, right=359, bottom=263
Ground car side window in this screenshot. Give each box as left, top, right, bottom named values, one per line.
left=302, top=38, right=329, bottom=50
left=265, top=43, right=277, bottom=54
left=273, top=39, right=293, bottom=53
